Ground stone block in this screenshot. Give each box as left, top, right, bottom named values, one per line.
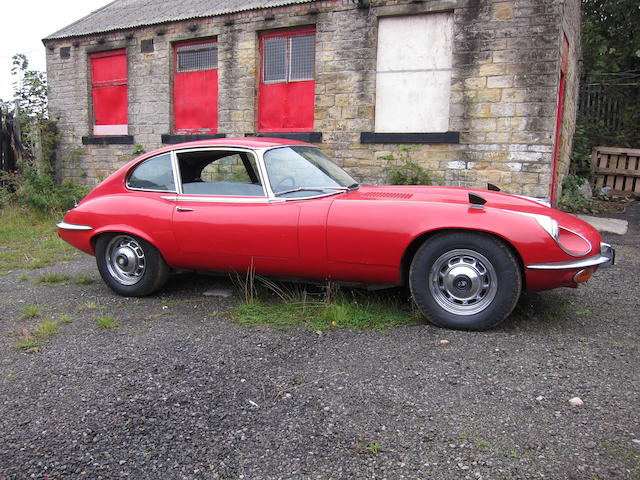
left=487, top=75, right=514, bottom=88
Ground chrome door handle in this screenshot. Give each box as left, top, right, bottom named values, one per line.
left=176, top=207, right=194, bottom=212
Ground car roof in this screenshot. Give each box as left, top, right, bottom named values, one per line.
left=140, top=137, right=313, bottom=159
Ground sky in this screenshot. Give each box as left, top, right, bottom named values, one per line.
left=0, top=0, right=112, bottom=101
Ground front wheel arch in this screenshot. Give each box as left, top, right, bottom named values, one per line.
left=408, top=230, right=523, bottom=330
left=400, top=228, right=526, bottom=289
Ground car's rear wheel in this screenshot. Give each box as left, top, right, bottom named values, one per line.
left=409, top=231, right=521, bottom=331
left=95, top=233, right=169, bottom=296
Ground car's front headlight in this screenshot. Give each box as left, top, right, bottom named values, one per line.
left=532, top=214, right=559, bottom=241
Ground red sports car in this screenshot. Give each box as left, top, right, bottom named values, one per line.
left=57, top=138, right=614, bottom=330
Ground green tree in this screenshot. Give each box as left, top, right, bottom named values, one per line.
left=9, top=53, right=50, bottom=159
left=581, top=0, right=640, bottom=76
left=570, top=0, right=640, bottom=177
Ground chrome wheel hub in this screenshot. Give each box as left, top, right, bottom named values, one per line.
left=105, top=235, right=146, bottom=285
left=429, top=249, right=497, bottom=315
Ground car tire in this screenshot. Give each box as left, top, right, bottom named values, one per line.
left=95, top=233, right=169, bottom=296
left=409, top=231, right=521, bottom=331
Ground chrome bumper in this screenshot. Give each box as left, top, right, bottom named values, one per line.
left=56, top=221, right=93, bottom=231
left=527, top=243, right=615, bottom=270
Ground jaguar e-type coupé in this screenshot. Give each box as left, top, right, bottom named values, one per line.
left=57, top=138, right=614, bottom=330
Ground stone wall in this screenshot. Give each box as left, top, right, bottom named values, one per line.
left=45, top=0, right=580, bottom=201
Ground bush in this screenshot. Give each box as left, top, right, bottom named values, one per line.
left=559, top=174, right=593, bottom=213
left=383, top=146, right=438, bottom=185
left=0, top=166, right=89, bottom=214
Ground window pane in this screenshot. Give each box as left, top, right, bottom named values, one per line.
left=263, top=37, right=287, bottom=83
left=177, top=44, right=218, bottom=73
left=127, top=153, right=175, bottom=191
left=179, top=151, right=265, bottom=196
left=290, top=35, right=314, bottom=81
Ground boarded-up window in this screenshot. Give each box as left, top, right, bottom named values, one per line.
left=375, top=13, right=453, bottom=133
left=174, top=39, right=218, bottom=134
left=90, top=50, right=127, bottom=135
left=259, top=27, right=315, bottom=132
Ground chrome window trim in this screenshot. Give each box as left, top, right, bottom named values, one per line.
left=125, top=152, right=177, bottom=193
left=56, top=222, right=93, bottom=231
left=174, top=147, right=267, bottom=198
left=162, top=195, right=271, bottom=204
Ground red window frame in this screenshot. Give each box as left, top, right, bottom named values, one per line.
left=258, top=27, right=316, bottom=132
left=89, top=49, right=128, bottom=136
left=173, top=38, right=219, bottom=134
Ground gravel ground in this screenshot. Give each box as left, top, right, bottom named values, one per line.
left=0, top=204, right=638, bottom=480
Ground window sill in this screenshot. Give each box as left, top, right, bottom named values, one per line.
left=247, top=132, right=322, bottom=143
left=360, top=132, right=460, bottom=144
left=161, top=133, right=227, bottom=144
left=82, top=135, right=134, bottom=145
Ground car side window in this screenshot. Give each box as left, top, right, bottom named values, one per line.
left=127, top=153, right=176, bottom=192
left=177, top=150, right=265, bottom=197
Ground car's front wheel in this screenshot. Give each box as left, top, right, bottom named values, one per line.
left=95, top=233, right=169, bottom=296
left=409, top=231, right=521, bottom=331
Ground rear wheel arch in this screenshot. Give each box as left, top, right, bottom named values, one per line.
left=94, top=232, right=170, bottom=296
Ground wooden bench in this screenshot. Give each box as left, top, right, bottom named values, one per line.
left=592, top=146, right=640, bottom=195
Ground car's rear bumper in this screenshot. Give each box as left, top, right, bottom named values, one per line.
left=526, top=242, right=615, bottom=270
left=56, top=221, right=93, bottom=231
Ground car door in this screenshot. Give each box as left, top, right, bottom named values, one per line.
left=170, top=148, right=301, bottom=272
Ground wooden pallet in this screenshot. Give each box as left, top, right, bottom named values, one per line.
left=592, top=146, right=640, bottom=195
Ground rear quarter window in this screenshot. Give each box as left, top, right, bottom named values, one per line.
left=127, top=153, right=176, bottom=192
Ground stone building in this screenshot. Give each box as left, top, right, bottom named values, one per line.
left=43, top=0, right=581, bottom=203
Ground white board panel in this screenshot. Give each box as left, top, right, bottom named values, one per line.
left=375, top=13, right=453, bottom=133
left=375, top=70, right=451, bottom=133
left=376, top=13, right=453, bottom=72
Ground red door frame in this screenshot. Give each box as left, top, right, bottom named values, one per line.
left=89, top=49, right=128, bottom=136
left=173, top=38, right=218, bottom=134
left=258, top=26, right=316, bottom=132
left=551, top=34, right=570, bottom=205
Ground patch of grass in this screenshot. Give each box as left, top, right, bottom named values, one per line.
left=20, top=304, right=42, bottom=319
left=35, top=318, right=59, bottom=338
left=576, top=307, right=591, bottom=315
left=0, top=205, right=77, bottom=272
left=15, top=318, right=61, bottom=351
left=232, top=283, right=417, bottom=331
left=78, top=301, right=99, bottom=311
left=60, top=315, right=74, bottom=324
left=36, top=273, right=72, bottom=285
left=96, top=316, right=119, bottom=329
left=16, top=328, right=41, bottom=353
left=360, top=443, right=384, bottom=455
left=17, top=275, right=29, bottom=282
left=146, top=311, right=168, bottom=320
left=73, top=274, right=94, bottom=285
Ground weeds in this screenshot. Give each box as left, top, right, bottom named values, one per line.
left=232, top=273, right=417, bottom=331
left=559, top=174, right=594, bottom=213
left=73, top=274, right=94, bottom=285
left=15, top=317, right=61, bottom=351
left=78, top=301, right=99, bottom=311
left=35, top=318, right=59, bottom=337
left=356, top=443, right=384, bottom=455
left=20, top=304, right=41, bottom=319
left=36, top=273, right=71, bottom=285
left=96, top=316, right=119, bottom=329
left=0, top=205, right=77, bottom=272
left=382, top=145, right=440, bottom=185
